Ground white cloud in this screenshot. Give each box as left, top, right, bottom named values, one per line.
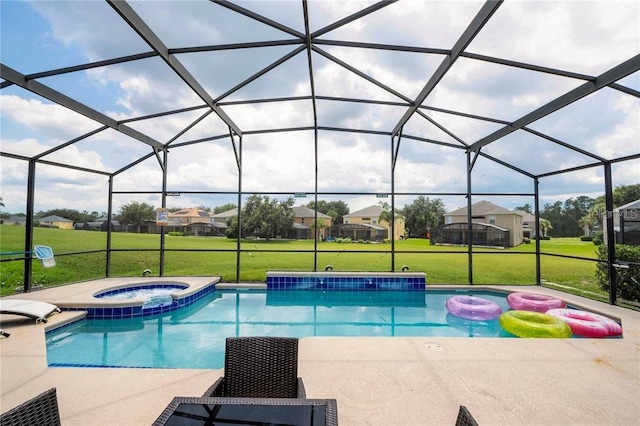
left=1, top=1, right=638, bottom=216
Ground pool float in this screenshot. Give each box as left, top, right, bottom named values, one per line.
left=446, top=295, right=502, bottom=321
left=446, top=314, right=504, bottom=337
left=499, top=310, right=572, bottom=338
left=506, top=292, right=566, bottom=313
left=546, top=308, right=622, bottom=338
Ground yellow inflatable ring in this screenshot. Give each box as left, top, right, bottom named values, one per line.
left=499, top=310, right=572, bottom=338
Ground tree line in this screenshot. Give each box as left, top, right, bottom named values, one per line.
left=2, top=183, right=638, bottom=238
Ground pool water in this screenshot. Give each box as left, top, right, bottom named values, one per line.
left=97, top=288, right=177, bottom=308
left=43, top=289, right=564, bottom=369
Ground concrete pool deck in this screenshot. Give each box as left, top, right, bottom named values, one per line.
left=1, top=278, right=639, bottom=425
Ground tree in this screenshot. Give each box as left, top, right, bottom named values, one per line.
left=214, top=203, right=237, bottom=214
left=310, top=218, right=328, bottom=239
left=578, top=215, right=597, bottom=236
left=539, top=218, right=553, bottom=237
left=540, top=201, right=562, bottom=236
left=401, top=196, right=446, bottom=238
left=563, top=196, right=596, bottom=236
left=378, top=201, right=393, bottom=225
left=514, top=203, right=533, bottom=214
left=241, top=195, right=294, bottom=240
left=613, top=184, right=640, bottom=207
left=117, top=201, right=155, bottom=233
left=307, top=200, right=349, bottom=224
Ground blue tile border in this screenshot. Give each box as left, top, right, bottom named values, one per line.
left=266, top=273, right=426, bottom=291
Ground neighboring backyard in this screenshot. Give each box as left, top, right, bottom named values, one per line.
left=0, top=225, right=608, bottom=300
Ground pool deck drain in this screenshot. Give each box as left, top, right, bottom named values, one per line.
left=1, top=277, right=639, bottom=425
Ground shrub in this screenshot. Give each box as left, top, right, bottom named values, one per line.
left=596, top=244, right=640, bottom=302
left=580, top=236, right=593, bottom=241
left=592, top=232, right=603, bottom=246
left=168, top=231, right=183, bottom=237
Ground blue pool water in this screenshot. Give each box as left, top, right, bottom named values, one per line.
left=46, top=289, right=517, bottom=369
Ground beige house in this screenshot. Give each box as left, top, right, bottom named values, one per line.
left=439, top=200, right=524, bottom=247
left=292, top=206, right=332, bottom=239
left=168, top=208, right=212, bottom=225
left=37, top=215, right=74, bottom=230
left=514, top=210, right=537, bottom=240
left=342, top=205, right=405, bottom=241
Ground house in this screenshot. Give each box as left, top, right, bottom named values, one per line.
left=37, top=215, right=74, bottom=230
left=603, top=199, right=640, bottom=245
left=5, top=215, right=26, bottom=225
left=514, top=210, right=536, bottom=240
left=211, top=208, right=238, bottom=224
left=341, top=205, right=405, bottom=241
left=168, top=208, right=213, bottom=225
left=290, top=206, right=332, bottom=239
left=75, top=218, right=122, bottom=232
left=434, top=200, right=524, bottom=247
left=142, top=208, right=227, bottom=236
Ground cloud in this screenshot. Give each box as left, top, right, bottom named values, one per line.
left=1, top=1, right=638, bottom=216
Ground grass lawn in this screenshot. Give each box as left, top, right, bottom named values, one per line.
left=0, top=225, right=607, bottom=299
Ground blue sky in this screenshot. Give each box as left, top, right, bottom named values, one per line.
left=1, top=0, right=639, bottom=216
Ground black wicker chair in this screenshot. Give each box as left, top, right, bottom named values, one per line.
left=202, top=336, right=306, bottom=398
left=455, top=405, right=478, bottom=426
left=0, top=387, right=61, bottom=426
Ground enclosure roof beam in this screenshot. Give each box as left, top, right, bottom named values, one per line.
left=0, top=52, right=157, bottom=90
left=312, top=45, right=413, bottom=103
left=108, top=0, right=242, bottom=136
left=468, top=54, right=640, bottom=153
left=0, top=63, right=165, bottom=151
left=314, top=39, right=449, bottom=55
left=210, top=0, right=305, bottom=39
left=391, top=0, right=503, bottom=136
left=311, top=1, right=398, bottom=38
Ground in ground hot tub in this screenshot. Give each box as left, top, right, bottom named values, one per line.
left=61, top=280, right=218, bottom=318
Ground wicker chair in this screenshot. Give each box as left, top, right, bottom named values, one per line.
left=455, top=405, right=478, bottom=426
left=202, top=336, right=306, bottom=398
left=0, top=388, right=61, bottom=426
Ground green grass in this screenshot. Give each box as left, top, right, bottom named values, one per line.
left=0, top=225, right=607, bottom=299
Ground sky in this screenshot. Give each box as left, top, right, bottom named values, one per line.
left=0, top=0, right=639, bottom=217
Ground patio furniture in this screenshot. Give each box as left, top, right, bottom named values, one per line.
left=455, top=405, right=478, bottom=426
left=0, top=387, right=61, bottom=426
left=153, top=396, right=337, bottom=426
left=202, top=336, right=306, bottom=398
left=0, top=299, right=61, bottom=324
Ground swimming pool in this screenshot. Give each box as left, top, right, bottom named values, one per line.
left=44, top=289, right=620, bottom=369
left=45, top=289, right=507, bottom=369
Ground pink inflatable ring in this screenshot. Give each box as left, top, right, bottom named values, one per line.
left=446, top=295, right=502, bottom=321
left=546, top=308, right=622, bottom=338
left=507, top=292, right=565, bottom=313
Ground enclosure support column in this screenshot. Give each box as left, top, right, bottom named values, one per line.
left=604, top=162, right=616, bottom=305
left=466, top=152, right=474, bottom=284
left=534, top=177, right=541, bottom=284
left=106, top=176, right=114, bottom=277
left=159, top=150, right=168, bottom=277
left=312, top=124, right=319, bottom=271
left=390, top=133, right=398, bottom=272
left=236, top=135, right=243, bottom=283
left=22, top=160, right=36, bottom=292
